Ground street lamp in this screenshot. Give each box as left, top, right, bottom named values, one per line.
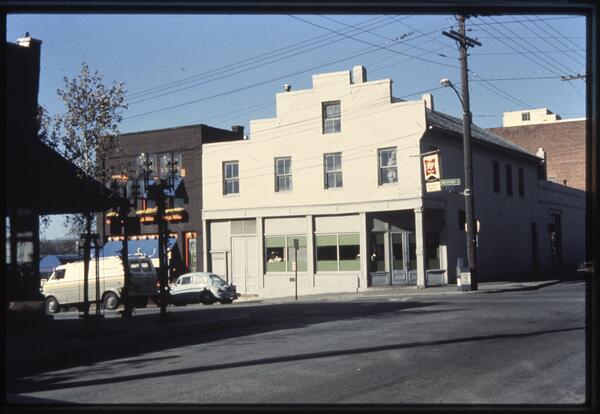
left=440, top=77, right=478, bottom=291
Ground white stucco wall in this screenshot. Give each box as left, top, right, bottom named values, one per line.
left=202, top=67, right=426, bottom=218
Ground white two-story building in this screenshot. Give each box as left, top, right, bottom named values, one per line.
left=201, top=66, right=585, bottom=298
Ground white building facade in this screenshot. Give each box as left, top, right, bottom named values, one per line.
left=201, top=66, right=585, bottom=298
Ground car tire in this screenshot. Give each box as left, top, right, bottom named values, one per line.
left=103, top=292, right=119, bottom=311
left=199, top=291, right=215, bottom=305
left=45, top=296, right=59, bottom=314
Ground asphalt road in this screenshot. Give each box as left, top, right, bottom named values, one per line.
left=7, top=281, right=586, bottom=405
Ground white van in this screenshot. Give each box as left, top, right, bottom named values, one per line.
left=42, top=255, right=157, bottom=314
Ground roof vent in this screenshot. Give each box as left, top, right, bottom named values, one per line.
left=284, top=84, right=291, bottom=92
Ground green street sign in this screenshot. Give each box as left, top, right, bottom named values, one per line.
left=441, top=178, right=461, bottom=186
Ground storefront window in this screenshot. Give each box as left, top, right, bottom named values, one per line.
left=316, top=233, right=360, bottom=272
left=185, top=232, right=197, bottom=272
left=339, top=234, right=360, bottom=271
left=286, top=236, right=307, bottom=272
left=266, top=236, right=286, bottom=272
left=265, top=235, right=306, bottom=272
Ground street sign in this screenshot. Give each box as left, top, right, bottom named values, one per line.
left=441, top=178, right=461, bottom=186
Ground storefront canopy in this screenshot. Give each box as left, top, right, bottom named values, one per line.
left=98, top=238, right=178, bottom=259
left=6, top=138, right=124, bottom=214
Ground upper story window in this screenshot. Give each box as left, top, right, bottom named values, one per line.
left=223, top=161, right=239, bottom=195
left=518, top=167, right=525, bottom=197
left=506, top=164, right=513, bottom=196
left=322, top=101, right=341, bottom=134
left=324, top=153, right=343, bottom=189
left=522, top=112, right=531, bottom=121
left=275, top=157, right=292, bottom=192
left=378, top=147, right=398, bottom=185
left=137, top=153, right=157, bottom=179
left=158, top=153, right=182, bottom=179
left=493, top=160, right=500, bottom=193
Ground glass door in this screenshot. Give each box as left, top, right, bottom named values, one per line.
left=391, top=232, right=407, bottom=284
left=369, top=232, right=388, bottom=286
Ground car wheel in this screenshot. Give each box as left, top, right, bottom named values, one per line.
left=45, top=296, right=59, bottom=314
left=199, top=291, right=215, bottom=305
left=103, top=292, right=119, bottom=311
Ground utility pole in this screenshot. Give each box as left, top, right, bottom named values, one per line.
left=443, top=15, right=481, bottom=291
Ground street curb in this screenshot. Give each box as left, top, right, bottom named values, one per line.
left=477, top=280, right=561, bottom=294
left=247, top=280, right=562, bottom=303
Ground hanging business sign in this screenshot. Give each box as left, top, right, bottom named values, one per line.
left=423, top=153, right=441, bottom=192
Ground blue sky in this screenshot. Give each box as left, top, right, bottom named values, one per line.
left=6, top=13, right=587, bottom=239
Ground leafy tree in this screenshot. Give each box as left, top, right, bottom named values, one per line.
left=40, top=63, right=128, bottom=322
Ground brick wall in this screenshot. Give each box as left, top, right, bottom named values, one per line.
left=489, top=120, right=586, bottom=191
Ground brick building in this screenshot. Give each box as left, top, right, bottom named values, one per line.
left=489, top=111, right=586, bottom=191
left=100, top=124, right=244, bottom=279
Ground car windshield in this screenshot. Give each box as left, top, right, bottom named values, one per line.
left=209, top=274, right=228, bottom=285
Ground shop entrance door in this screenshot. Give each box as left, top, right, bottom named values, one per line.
left=391, top=232, right=417, bottom=285
left=231, top=236, right=258, bottom=295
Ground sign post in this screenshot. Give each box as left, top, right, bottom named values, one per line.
left=293, top=238, right=299, bottom=300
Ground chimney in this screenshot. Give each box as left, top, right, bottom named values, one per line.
left=16, top=34, right=42, bottom=50
left=351, top=65, right=367, bottom=84
left=231, top=125, right=244, bottom=138
left=422, top=93, right=434, bottom=111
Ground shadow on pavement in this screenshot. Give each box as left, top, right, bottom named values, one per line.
left=9, top=325, right=584, bottom=395
left=7, top=300, right=450, bottom=381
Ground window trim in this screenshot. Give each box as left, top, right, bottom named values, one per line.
left=378, top=147, right=398, bottom=186
left=264, top=234, right=307, bottom=273
left=315, top=232, right=361, bottom=272
left=274, top=157, right=292, bottom=192
left=222, top=160, right=240, bottom=196
left=324, top=152, right=343, bottom=189
left=322, top=100, right=341, bottom=134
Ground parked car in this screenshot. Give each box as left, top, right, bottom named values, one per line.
left=168, top=272, right=240, bottom=306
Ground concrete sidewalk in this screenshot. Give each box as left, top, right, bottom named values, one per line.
left=237, top=279, right=562, bottom=304
left=5, top=279, right=561, bottom=372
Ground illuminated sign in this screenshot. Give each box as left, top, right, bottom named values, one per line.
left=164, top=208, right=188, bottom=223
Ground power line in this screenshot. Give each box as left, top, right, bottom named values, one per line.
left=319, top=15, right=455, bottom=60
left=473, top=17, right=563, bottom=78
left=488, top=16, right=579, bottom=76
left=124, top=24, right=455, bottom=120
left=127, top=15, right=394, bottom=101
left=289, top=15, right=460, bottom=70
left=522, top=16, right=586, bottom=63
left=508, top=16, right=585, bottom=73
left=534, top=16, right=586, bottom=53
